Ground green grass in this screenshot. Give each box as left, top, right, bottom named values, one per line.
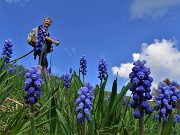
left=0, top=58, right=180, bottom=135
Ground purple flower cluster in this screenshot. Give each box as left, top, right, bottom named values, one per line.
left=8, top=64, right=17, bottom=73
left=98, top=58, right=107, bottom=81
left=23, top=66, right=43, bottom=104
left=1, top=39, right=13, bottom=63
left=122, top=96, right=126, bottom=105
left=35, top=25, right=47, bottom=51
left=105, top=95, right=111, bottom=102
left=174, top=114, right=180, bottom=125
left=173, top=114, right=180, bottom=134
left=76, top=83, right=94, bottom=124
left=154, top=81, right=180, bottom=122
left=63, top=73, right=70, bottom=90
left=129, top=60, right=153, bottom=119
left=79, top=55, right=87, bottom=76
left=69, top=67, right=73, bottom=74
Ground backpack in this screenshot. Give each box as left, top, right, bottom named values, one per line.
left=27, top=27, right=39, bottom=47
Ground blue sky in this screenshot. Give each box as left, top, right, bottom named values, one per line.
left=0, top=0, right=180, bottom=93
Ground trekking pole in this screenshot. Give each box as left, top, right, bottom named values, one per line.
left=9, top=49, right=34, bottom=63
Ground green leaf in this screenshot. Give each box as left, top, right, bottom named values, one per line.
left=17, top=118, right=56, bottom=135
left=101, top=78, right=117, bottom=128
left=101, top=81, right=131, bottom=128
left=122, top=120, right=130, bottom=135
left=0, top=57, right=6, bottom=73
left=56, top=109, right=70, bottom=135
left=88, top=121, right=95, bottom=135
left=11, top=119, right=27, bottom=135
left=0, top=82, right=15, bottom=105
left=162, top=112, right=174, bottom=135
left=2, top=108, right=25, bottom=135
left=73, top=71, right=83, bottom=89
left=50, top=87, right=58, bottom=134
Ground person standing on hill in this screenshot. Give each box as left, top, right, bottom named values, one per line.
left=34, top=17, right=60, bottom=74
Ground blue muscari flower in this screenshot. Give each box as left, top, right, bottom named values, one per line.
left=8, top=67, right=13, bottom=73
left=63, top=73, right=70, bottom=91
left=129, top=60, right=153, bottom=119
left=174, top=114, right=180, bottom=125
left=122, top=96, right=126, bottom=105
left=35, top=25, right=47, bottom=51
left=105, top=95, right=110, bottom=102
left=80, top=55, right=87, bottom=76
left=98, top=58, right=108, bottom=81
left=134, top=110, right=141, bottom=119
left=23, top=66, right=43, bottom=104
left=173, top=114, right=180, bottom=134
left=69, top=67, right=73, bottom=74
left=1, top=39, right=13, bottom=64
left=130, top=100, right=138, bottom=109
left=145, top=107, right=153, bottom=114
left=154, top=81, right=180, bottom=122
left=76, top=82, right=94, bottom=124
left=8, top=63, right=17, bottom=74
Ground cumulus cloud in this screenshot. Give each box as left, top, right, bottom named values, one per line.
left=5, top=0, right=29, bottom=6
left=112, top=39, right=180, bottom=88
left=112, top=53, right=140, bottom=78
left=130, top=0, right=180, bottom=19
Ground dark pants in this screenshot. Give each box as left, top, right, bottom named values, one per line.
left=38, top=44, right=48, bottom=68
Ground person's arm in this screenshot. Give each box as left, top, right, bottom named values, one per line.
left=45, top=36, right=60, bottom=46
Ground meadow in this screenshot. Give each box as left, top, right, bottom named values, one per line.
left=0, top=40, right=180, bottom=135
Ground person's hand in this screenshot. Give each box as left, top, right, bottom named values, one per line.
left=54, top=40, right=60, bottom=46
left=50, top=47, right=53, bottom=52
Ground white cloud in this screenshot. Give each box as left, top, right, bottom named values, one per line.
left=64, top=47, right=76, bottom=55
left=5, top=0, right=29, bottom=6
left=112, top=63, right=133, bottom=79
left=130, top=0, right=180, bottom=19
left=112, top=39, right=180, bottom=89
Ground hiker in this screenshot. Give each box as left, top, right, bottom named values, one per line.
left=34, top=17, right=60, bottom=74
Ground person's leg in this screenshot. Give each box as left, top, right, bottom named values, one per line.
left=41, top=66, right=47, bottom=75
left=38, top=44, right=48, bottom=75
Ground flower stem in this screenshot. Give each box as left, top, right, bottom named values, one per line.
left=158, top=117, right=162, bottom=135
left=139, top=94, right=144, bottom=135
left=82, top=116, right=86, bottom=135
left=83, top=74, right=85, bottom=85
left=30, top=104, right=35, bottom=135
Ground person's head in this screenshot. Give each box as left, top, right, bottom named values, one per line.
left=43, top=17, right=52, bottom=28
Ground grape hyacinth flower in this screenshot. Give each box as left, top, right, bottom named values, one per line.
left=23, top=66, right=43, bottom=105
left=129, top=60, right=153, bottom=135
left=35, top=25, right=47, bottom=52
left=105, top=95, right=111, bottom=102
left=80, top=55, right=87, bottom=75
left=129, top=60, right=153, bottom=116
left=62, top=73, right=70, bottom=93
left=122, top=96, right=126, bottom=105
left=98, top=58, right=107, bottom=83
left=8, top=63, right=17, bottom=73
left=76, top=82, right=94, bottom=125
left=1, top=39, right=13, bottom=64
left=173, top=114, right=180, bottom=134
left=69, top=67, right=73, bottom=74
left=154, top=81, right=180, bottom=133
left=79, top=55, right=87, bottom=83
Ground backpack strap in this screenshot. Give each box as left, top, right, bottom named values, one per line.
left=35, top=27, right=39, bottom=40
